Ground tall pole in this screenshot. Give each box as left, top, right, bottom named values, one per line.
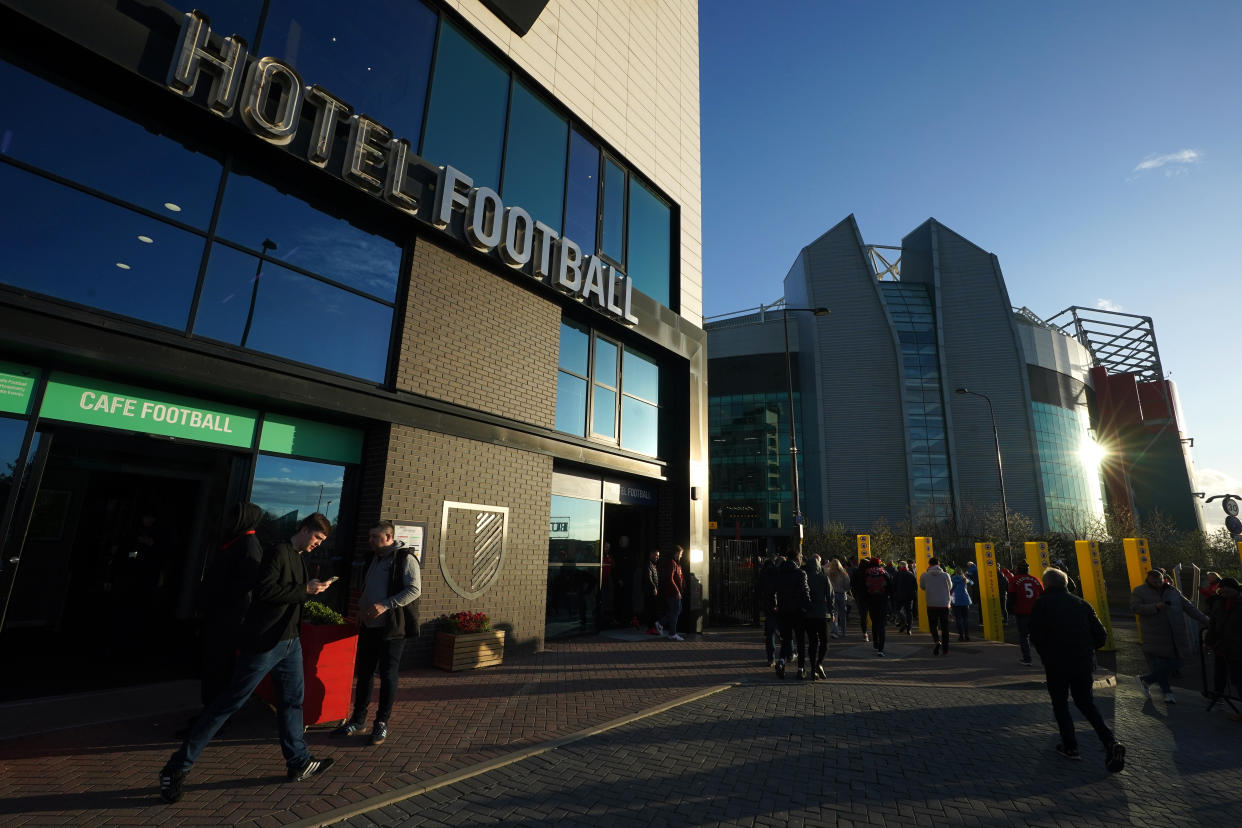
left=782, top=308, right=803, bottom=557
left=241, top=238, right=277, bottom=347
left=955, top=388, right=1012, bottom=566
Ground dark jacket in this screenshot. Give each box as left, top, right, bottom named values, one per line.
left=804, top=560, right=831, bottom=619
left=892, top=569, right=917, bottom=603
left=361, top=542, right=421, bottom=639
left=1206, top=593, right=1242, bottom=662
left=860, top=560, right=892, bottom=602
left=239, top=540, right=309, bottom=652
left=776, top=557, right=810, bottom=615
left=758, top=558, right=781, bottom=614
left=1028, top=585, right=1106, bottom=674
left=659, top=556, right=685, bottom=598
left=200, top=503, right=264, bottom=628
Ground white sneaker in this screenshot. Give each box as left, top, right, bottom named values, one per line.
left=668, top=633, right=685, bottom=641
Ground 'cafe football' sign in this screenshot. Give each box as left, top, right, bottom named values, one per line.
left=165, top=11, right=639, bottom=326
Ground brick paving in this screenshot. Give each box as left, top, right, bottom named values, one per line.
left=1, top=620, right=1236, bottom=827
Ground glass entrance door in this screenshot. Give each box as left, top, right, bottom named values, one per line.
left=546, top=494, right=601, bottom=639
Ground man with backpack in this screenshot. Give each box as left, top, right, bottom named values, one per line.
left=332, top=520, right=421, bottom=746
left=1007, top=562, right=1043, bottom=665
left=861, top=557, right=892, bottom=657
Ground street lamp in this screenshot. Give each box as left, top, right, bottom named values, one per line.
left=954, top=387, right=1012, bottom=565
left=241, top=238, right=278, bottom=347
left=782, top=305, right=831, bottom=557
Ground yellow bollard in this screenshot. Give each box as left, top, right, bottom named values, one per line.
left=975, top=542, right=1004, bottom=642
left=1123, top=538, right=1152, bottom=644
left=914, top=537, right=934, bottom=633
left=856, top=534, right=871, bottom=561
left=1074, top=540, right=1114, bottom=651
left=1024, top=541, right=1050, bottom=577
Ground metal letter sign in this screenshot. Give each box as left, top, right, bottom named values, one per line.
left=165, top=11, right=640, bottom=326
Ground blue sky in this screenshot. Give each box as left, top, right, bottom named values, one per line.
left=699, top=0, right=1242, bottom=532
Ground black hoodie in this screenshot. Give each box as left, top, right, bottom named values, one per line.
left=200, top=502, right=265, bottom=626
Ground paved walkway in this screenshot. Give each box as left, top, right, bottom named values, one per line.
left=0, top=619, right=1235, bottom=827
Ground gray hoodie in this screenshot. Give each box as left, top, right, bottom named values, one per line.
left=920, top=565, right=952, bottom=609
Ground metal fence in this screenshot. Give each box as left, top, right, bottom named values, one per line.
left=709, top=538, right=759, bottom=625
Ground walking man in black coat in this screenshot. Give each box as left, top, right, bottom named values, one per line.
left=1028, top=567, right=1125, bottom=772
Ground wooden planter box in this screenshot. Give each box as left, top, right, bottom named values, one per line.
left=256, top=622, right=358, bottom=725
left=434, top=630, right=505, bottom=672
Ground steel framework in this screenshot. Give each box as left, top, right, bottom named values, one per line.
left=1042, top=306, right=1164, bottom=383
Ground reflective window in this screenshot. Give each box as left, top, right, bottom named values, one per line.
left=600, top=158, right=626, bottom=263
left=547, top=494, right=601, bottom=638
left=558, top=320, right=590, bottom=375
left=0, top=60, right=221, bottom=229
left=501, top=83, right=567, bottom=231
left=0, top=163, right=204, bottom=330
left=623, top=348, right=659, bottom=404
left=594, top=338, right=618, bottom=388
left=707, top=393, right=804, bottom=528
left=193, top=245, right=392, bottom=381
left=168, top=0, right=263, bottom=43
left=592, top=387, right=617, bottom=439
left=621, top=396, right=658, bottom=456
left=214, top=167, right=401, bottom=301
left=555, top=373, right=587, bottom=436
left=250, top=453, right=344, bottom=580
left=420, top=23, right=510, bottom=192
left=626, top=178, right=671, bottom=307
left=258, top=0, right=437, bottom=149
left=563, top=130, right=599, bottom=252
left=0, top=416, right=27, bottom=524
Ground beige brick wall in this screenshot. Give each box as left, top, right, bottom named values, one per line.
left=379, top=424, right=553, bottom=660
left=447, top=0, right=704, bottom=327
left=397, top=237, right=560, bottom=428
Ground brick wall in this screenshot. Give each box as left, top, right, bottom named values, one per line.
left=397, top=238, right=560, bottom=428
left=378, top=424, right=553, bottom=665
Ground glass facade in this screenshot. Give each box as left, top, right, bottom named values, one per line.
left=1031, top=401, right=1105, bottom=533
left=879, top=282, right=953, bottom=521
left=249, top=453, right=346, bottom=585
left=547, top=494, right=601, bottom=638
left=555, top=320, right=662, bottom=457
left=707, top=393, right=804, bottom=529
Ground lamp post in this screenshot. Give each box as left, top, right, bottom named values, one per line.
left=954, top=387, right=1012, bottom=566
left=241, top=238, right=277, bottom=347
left=781, top=305, right=831, bottom=557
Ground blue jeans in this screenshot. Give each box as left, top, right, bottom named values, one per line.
left=1016, top=614, right=1032, bottom=662
left=1141, top=654, right=1182, bottom=694
left=168, top=637, right=310, bottom=774
left=764, top=612, right=779, bottom=661
left=661, top=595, right=682, bottom=634
left=832, top=592, right=847, bottom=635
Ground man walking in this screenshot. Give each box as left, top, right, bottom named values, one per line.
left=1029, top=567, right=1125, bottom=772
left=659, top=545, right=686, bottom=641
left=774, top=550, right=810, bottom=679
left=759, top=551, right=782, bottom=665
left=892, top=562, right=917, bottom=635
left=1131, top=568, right=1208, bottom=704
left=920, top=557, right=951, bottom=655
left=160, top=513, right=336, bottom=803
left=861, top=557, right=892, bottom=657
left=332, top=521, right=421, bottom=745
left=1008, top=562, right=1043, bottom=665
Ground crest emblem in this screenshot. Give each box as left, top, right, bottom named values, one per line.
left=440, top=501, right=508, bottom=599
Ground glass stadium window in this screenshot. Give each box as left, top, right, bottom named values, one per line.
left=600, top=158, right=626, bottom=263
left=502, top=82, right=568, bottom=232
left=563, top=130, right=600, bottom=253
left=626, top=178, right=671, bottom=308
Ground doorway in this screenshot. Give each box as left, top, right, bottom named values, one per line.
left=0, top=427, right=244, bottom=700
left=601, top=502, right=656, bottom=628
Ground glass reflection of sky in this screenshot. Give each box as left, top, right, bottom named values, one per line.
left=251, top=454, right=343, bottom=527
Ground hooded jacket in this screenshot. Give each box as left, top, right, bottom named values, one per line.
left=200, top=502, right=265, bottom=627
left=1029, top=585, right=1107, bottom=673
left=920, top=565, right=952, bottom=609
left=803, top=559, right=831, bottom=619
left=1131, top=581, right=1209, bottom=659
left=361, top=540, right=422, bottom=639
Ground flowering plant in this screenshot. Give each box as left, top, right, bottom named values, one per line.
left=440, top=611, right=491, bottom=634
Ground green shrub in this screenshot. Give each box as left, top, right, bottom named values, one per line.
left=304, top=600, right=344, bottom=625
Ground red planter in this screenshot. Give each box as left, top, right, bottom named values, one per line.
left=255, top=622, right=358, bottom=725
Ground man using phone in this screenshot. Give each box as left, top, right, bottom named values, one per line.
left=160, top=513, right=336, bottom=803
left=332, top=520, right=421, bottom=746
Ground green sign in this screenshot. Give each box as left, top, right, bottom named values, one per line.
left=40, top=372, right=257, bottom=448
left=0, top=360, right=38, bottom=415
left=259, top=413, right=363, bottom=464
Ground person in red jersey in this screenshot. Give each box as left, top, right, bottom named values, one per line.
left=1008, top=562, right=1044, bottom=665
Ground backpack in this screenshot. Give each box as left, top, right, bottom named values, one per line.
left=865, top=566, right=887, bottom=596
left=389, top=548, right=420, bottom=638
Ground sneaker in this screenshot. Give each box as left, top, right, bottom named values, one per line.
left=766, top=660, right=775, bottom=668
left=775, top=660, right=785, bottom=679
left=864, top=632, right=871, bottom=643
left=1164, top=692, right=1176, bottom=705
left=159, top=765, right=187, bottom=804
left=815, top=665, right=827, bottom=680
left=1055, top=743, right=1081, bottom=761
left=1134, top=675, right=1151, bottom=699
left=288, top=756, right=335, bottom=782
left=933, top=644, right=941, bottom=655
left=668, top=633, right=685, bottom=641
left=797, top=667, right=807, bottom=680
left=371, top=722, right=388, bottom=745
left=1020, top=659, right=1032, bottom=666
left=1106, top=741, right=1126, bottom=773
left=331, top=719, right=364, bottom=737
left=655, top=622, right=664, bottom=635
left=875, top=651, right=886, bottom=657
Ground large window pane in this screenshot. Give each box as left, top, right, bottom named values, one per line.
left=621, top=396, right=658, bottom=456
left=0, top=61, right=221, bottom=229
left=0, top=416, right=28, bottom=525
left=250, top=453, right=344, bottom=580
left=594, top=338, right=618, bottom=388
left=592, top=387, right=616, bottom=438
left=193, top=245, right=391, bottom=381
left=257, top=0, right=436, bottom=148
left=420, top=23, right=510, bottom=191
left=562, top=129, right=599, bottom=251
left=626, top=178, right=671, bottom=307
left=555, top=373, right=587, bottom=436
left=622, top=348, right=659, bottom=404
left=600, top=159, right=626, bottom=262
left=214, top=168, right=401, bottom=302
left=501, top=82, right=567, bottom=231
left=558, top=320, right=590, bottom=375
left=547, top=495, right=601, bottom=638
left=0, top=164, right=203, bottom=330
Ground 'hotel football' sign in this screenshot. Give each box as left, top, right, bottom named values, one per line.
left=164, top=11, right=639, bottom=326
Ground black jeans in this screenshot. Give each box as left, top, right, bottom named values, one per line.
left=1045, top=667, right=1113, bottom=751
left=351, top=626, right=406, bottom=724
left=1016, top=614, right=1033, bottom=662
left=804, top=618, right=828, bottom=669
left=777, top=611, right=806, bottom=668
left=895, top=598, right=914, bottom=632
left=764, top=611, right=780, bottom=662
left=927, top=607, right=950, bottom=649
left=866, top=598, right=887, bottom=652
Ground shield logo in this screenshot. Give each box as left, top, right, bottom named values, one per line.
left=440, top=501, right=509, bottom=599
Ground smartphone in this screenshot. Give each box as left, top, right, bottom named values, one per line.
left=323, top=576, right=339, bottom=584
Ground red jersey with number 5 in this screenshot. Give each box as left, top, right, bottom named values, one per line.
left=1009, top=573, right=1044, bottom=615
